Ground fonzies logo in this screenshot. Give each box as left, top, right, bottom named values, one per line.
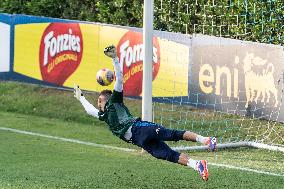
left=39, top=23, right=83, bottom=85
left=117, top=31, right=160, bottom=96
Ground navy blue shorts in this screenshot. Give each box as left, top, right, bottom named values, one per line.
left=130, top=120, right=186, bottom=163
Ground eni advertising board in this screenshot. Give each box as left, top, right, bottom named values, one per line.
left=190, top=35, right=284, bottom=121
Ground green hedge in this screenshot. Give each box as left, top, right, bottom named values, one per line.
left=0, top=0, right=283, bottom=45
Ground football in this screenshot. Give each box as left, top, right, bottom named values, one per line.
left=96, top=68, right=114, bottom=86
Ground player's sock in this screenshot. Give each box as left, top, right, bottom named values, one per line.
left=196, top=135, right=209, bottom=145
left=186, top=158, right=198, bottom=171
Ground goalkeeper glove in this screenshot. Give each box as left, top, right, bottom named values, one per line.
left=74, top=84, right=83, bottom=100
left=104, top=45, right=117, bottom=59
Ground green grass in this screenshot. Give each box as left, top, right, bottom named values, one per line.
left=1, top=81, right=283, bottom=145
left=0, top=132, right=281, bottom=189
left=1, top=112, right=284, bottom=189
left=0, top=81, right=284, bottom=188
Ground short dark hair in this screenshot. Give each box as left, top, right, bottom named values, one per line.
left=99, top=90, right=112, bottom=100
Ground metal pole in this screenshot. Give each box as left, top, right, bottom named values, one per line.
left=142, top=0, right=154, bottom=122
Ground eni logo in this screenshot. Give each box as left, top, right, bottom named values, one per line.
left=198, top=57, right=239, bottom=98
left=243, top=53, right=278, bottom=108
left=198, top=53, right=278, bottom=108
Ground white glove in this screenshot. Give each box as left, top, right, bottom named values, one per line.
left=74, top=84, right=83, bottom=100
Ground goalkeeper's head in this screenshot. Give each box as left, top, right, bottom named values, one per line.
left=98, top=89, right=112, bottom=112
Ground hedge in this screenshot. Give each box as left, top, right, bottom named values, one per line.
left=0, top=0, right=283, bottom=45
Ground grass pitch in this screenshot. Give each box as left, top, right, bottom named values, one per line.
left=0, top=81, right=284, bottom=188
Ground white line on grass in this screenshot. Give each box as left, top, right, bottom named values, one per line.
left=1, top=126, right=283, bottom=177
left=208, top=163, right=284, bottom=177
left=0, top=127, right=135, bottom=152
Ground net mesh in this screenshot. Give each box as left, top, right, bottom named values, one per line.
left=153, top=0, right=284, bottom=149
left=155, top=0, right=283, bottom=45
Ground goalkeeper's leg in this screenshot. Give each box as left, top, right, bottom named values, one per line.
left=132, top=120, right=217, bottom=151
left=183, top=131, right=217, bottom=151
left=142, top=140, right=209, bottom=181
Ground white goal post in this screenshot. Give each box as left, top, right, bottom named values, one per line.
left=173, top=142, right=284, bottom=153
left=142, top=0, right=153, bottom=122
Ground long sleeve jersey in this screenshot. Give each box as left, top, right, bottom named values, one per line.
left=79, top=57, right=137, bottom=139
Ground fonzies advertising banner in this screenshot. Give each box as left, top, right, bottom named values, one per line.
left=13, top=18, right=189, bottom=97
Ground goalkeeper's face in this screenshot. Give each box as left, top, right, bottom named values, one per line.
left=98, top=95, right=107, bottom=112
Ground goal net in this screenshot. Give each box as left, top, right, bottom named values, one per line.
left=152, top=0, right=284, bottom=152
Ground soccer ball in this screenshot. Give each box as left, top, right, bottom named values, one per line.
left=96, top=68, right=114, bottom=86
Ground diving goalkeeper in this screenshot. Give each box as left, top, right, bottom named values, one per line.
left=74, top=45, right=217, bottom=181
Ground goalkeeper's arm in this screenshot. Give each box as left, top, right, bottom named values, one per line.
left=74, top=84, right=99, bottom=118
left=113, top=57, right=123, bottom=92
left=104, top=45, right=123, bottom=92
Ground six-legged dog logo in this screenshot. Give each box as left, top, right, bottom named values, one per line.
left=242, top=53, right=278, bottom=108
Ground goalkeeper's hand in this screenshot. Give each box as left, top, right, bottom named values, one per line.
left=104, top=45, right=117, bottom=59
left=74, top=84, right=83, bottom=100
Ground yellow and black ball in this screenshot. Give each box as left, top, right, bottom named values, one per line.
left=96, top=68, right=114, bottom=86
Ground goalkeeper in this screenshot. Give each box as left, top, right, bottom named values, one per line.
left=74, top=45, right=217, bottom=181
